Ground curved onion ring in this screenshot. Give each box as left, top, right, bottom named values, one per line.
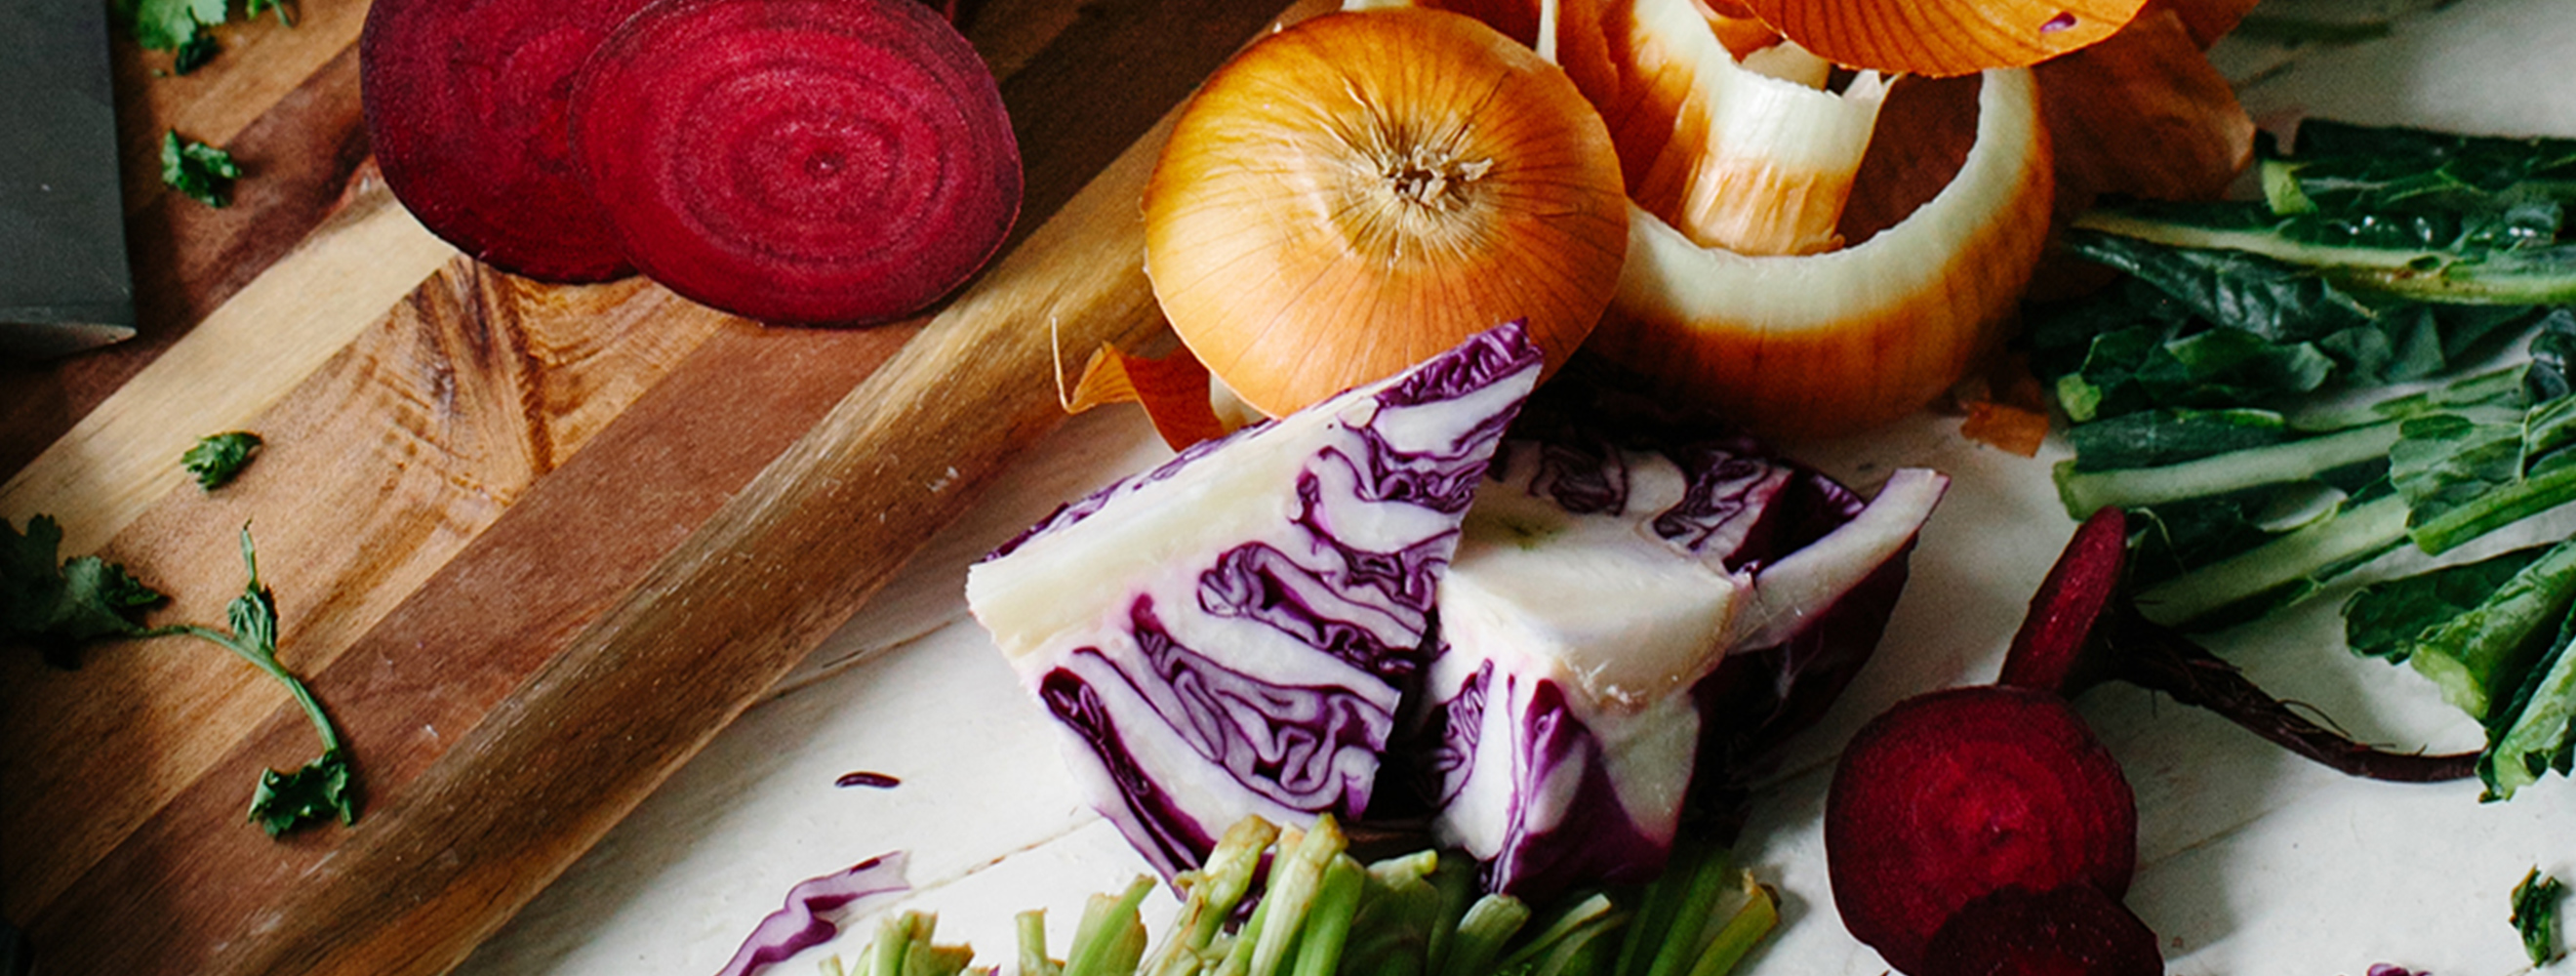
left=1591, top=66, right=2053, bottom=440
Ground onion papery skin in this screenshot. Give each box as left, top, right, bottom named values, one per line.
left=1142, top=8, right=1629, bottom=419
left=1590, top=67, right=2053, bottom=441
left=569, top=0, right=1022, bottom=326
left=1744, top=0, right=2148, bottom=77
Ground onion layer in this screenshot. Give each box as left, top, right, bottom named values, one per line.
left=1590, top=66, right=2054, bottom=440
left=1743, top=0, right=2149, bottom=77
left=1142, top=7, right=1629, bottom=418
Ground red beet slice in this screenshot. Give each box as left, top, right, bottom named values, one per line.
left=359, top=0, right=653, bottom=282
left=568, top=0, right=1023, bottom=325
left=1919, top=884, right=2165, bottom=976
left=1826, top=684, right=2139, bottom=976
left=1999, top=507, right=2129, bottom=694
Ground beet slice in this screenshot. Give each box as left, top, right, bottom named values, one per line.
left=359, top=0, right=653, bottom=282
left=1825, top=684, right=2139, bottom=976
left=568, top=0, right=1023, bottom=325
left=1919, top=884, right=2165, bottom=976
left=2000, top=506, right=2129, bottom=694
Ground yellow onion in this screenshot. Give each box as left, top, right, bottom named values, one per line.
left=1742, top=0, right=2149, bottom=76
left=1141, top=7, right=1630, bottom=418
left=1591, top=65, right=2055, bottom=439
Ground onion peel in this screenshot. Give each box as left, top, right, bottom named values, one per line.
left=2036, top=7, right=2254, bottom=214
left=1743, top=0, right=2152, bottom=77
left=1065, top=343, right=1240, bottom=451
left=1590, top=67, right=2055, bottom=440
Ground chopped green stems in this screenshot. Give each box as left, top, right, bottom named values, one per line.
left=1678, top=876, right=1777, bottom=976
left=1064, top=876, right=1156, bottom=976
left=1146, top=818, right=1277, bottom=976
left=1020, top=910, right=1063, bottom=976
left=1421, top=849, right=1480, bottom=976
left=844, top=818, right=1783, bottom=976
left=2136, top=493, right=2410, bottom=626
left=1641, top=846, right=1735, bottom=976
left=1286, top=857, right=1367, bottom=976
left=2056, top=421, right=2401, bottom=518
left=1434, top=895, right=1531, bottom=976
left=1494, top=894, right=1618, bottom=973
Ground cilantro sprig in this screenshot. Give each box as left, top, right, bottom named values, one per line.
left=2, top=516, right=358, bottom=835
left=182, top=431, right=262, bottom=490
left=160, top=131, right=240, bottom=208
left=113, top=0, right=295, bottom=74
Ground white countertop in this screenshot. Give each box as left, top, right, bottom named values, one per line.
left=454, top=4, right=2576, bottom=973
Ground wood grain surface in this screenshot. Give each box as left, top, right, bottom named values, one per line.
left=0, top=0, right=1309, bottom=972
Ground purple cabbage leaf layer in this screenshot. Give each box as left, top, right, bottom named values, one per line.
left=965, top=321, right=1546, bottom=879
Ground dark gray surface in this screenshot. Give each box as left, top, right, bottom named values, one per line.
left=0, top=0, right=136, bottom=360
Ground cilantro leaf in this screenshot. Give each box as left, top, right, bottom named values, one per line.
left=148, top=526, right=360, bottom=835
left=159, top=131, right=240, bottom=208
left=2, top=516, right=164, bottom=669
left=11, top=516, right=360, bottom=836
left=250, top=748, right=357, bottom=835
left=2512, top=867, right=2566, bottom=966
left=181, top=431, right=262, bottom=490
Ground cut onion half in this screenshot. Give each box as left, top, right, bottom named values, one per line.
left=1591, top=65, right=2053, bottom=440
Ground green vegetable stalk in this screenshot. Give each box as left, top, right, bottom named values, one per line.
left=835, top=817, right=1778, bottom=976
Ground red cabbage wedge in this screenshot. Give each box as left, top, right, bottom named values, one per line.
left=1411, top=419, right=1946, bottom=898
left=965, top=322, right=1546, bottom=879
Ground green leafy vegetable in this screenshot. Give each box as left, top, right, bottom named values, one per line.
left=160, top=131, right=241, bottom=208
left=2033, top=119, right=2576, bottom=802
left=2072, top=120, right=2576, bottom=305
left=181, top=431, right=263, bottom=490
left=2511, top=868, right=2566, bottom=966
left=2, top=516, right=358, bottom=835
left=2479, top=612, right=2576, bottom=800
left=2344, top=538, right=2576, bottom=719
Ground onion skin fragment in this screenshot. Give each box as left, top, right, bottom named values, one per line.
left=1143, top=8, right=1629, bottom=419
left=1590, top=68, right=2054, bottom=441
left=1744, top=0, right=2150, bottom=77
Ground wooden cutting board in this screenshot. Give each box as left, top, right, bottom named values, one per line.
left=0, top=1, right=1319, bottom=972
